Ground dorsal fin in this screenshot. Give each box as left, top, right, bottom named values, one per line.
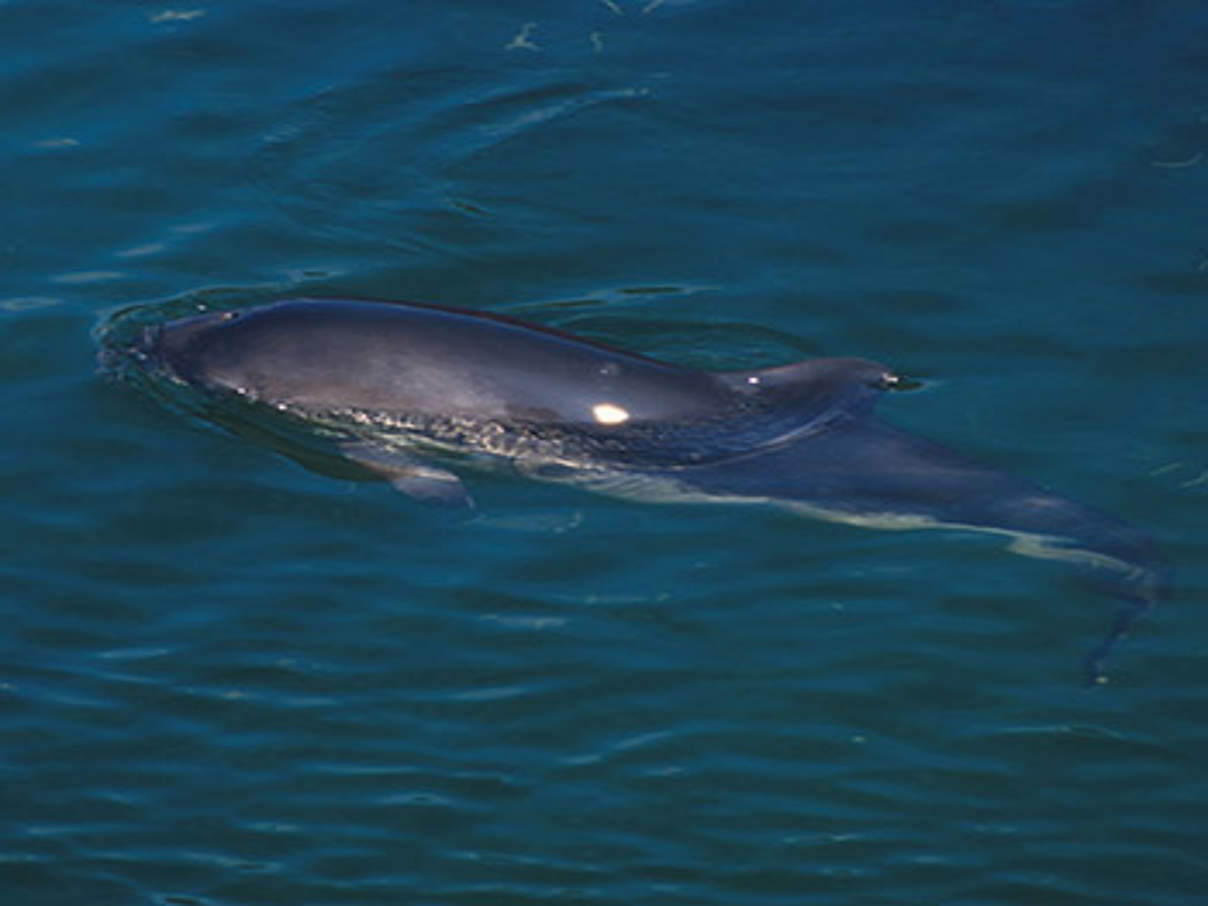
left=715, top=356, right=897, bottom=420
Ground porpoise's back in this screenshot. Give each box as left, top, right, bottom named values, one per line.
left=156, top=299, right=736, bottom=426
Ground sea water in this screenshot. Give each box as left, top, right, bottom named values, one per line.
left=2, top=2, right=1206, bottom=903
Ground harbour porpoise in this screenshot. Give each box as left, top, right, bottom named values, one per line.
left=116, top=297, right=1169, bottom=681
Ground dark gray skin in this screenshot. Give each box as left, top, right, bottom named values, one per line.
left=131, top=298, right=1169, bottom=681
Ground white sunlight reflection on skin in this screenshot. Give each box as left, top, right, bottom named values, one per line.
left=592, top=402, right=630, bottom=425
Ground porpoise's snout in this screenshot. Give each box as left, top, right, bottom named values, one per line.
left=130, top=310, right=235, bottom=386
left=129, top=324, right=163, bottom=365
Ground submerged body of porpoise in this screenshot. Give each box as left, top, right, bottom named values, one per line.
left=118, top=298, right=1169, bottom=680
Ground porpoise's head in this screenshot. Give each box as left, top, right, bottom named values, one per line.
left=136, top=308, right=273, bottom=398
left=132, top=304, right=397, bottom=411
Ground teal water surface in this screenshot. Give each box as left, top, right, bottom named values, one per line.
left=3, top=2, right=1207, bottom=904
